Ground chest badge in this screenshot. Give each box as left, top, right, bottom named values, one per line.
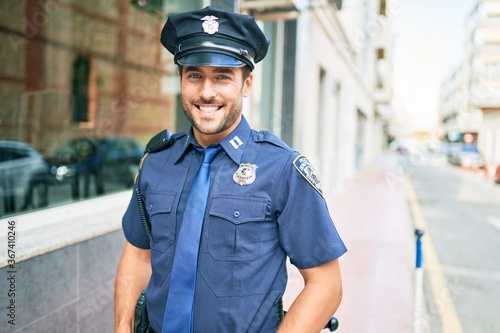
left=233, top=163, right=258, bottom=186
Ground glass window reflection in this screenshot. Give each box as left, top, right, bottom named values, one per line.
left=0, top=0, right=212, bottom=217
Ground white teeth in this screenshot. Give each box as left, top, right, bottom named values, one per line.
left=199, top=106, right=219, bottom=113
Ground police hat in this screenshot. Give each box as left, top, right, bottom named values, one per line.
left=160, top=6, right=270, bottom=70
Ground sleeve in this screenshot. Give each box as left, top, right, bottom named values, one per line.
left=121, top=169, right=152, bottom=249
left=276, top=154, right=347, bottom=269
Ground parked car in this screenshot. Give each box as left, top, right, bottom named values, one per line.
left=46, top=136, right=144, bottom=199
left=0, top=140, right=51, bottom=215
left=447, top=143, right=485, bottom=169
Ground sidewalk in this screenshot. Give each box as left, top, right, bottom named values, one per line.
left=283, top=152, right=415, bottom=332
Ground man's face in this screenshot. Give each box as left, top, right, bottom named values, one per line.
left=179, top=66, right=253, bottom=147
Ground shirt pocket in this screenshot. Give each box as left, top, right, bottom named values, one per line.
left=146, top=191, right=176, bottom=253
left=207, top=196, right=268, bottom=262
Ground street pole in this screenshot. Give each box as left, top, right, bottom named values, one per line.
left=414, top=229, right=424, bottom=333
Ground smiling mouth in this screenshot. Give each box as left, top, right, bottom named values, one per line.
left=197, top=105, right=221, bottom=114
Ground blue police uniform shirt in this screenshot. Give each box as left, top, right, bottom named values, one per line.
left=122, top=116, right=347, bottom=333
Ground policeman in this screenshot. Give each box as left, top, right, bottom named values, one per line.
left=114, top=6, right=347, bottom=333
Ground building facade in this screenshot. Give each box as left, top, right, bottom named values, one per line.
left=473, top=0, right=500, bottom=174
left=0, top=0, right=175, bottom=154
left=439, top=0, right=500, bottom=170
left=243, top=0, right=394, bottom=199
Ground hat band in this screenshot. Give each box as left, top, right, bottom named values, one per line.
left=176, top=41, right=255, bottom=67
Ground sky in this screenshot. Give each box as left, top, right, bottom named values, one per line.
left=392, top=0, right=477, bottom=132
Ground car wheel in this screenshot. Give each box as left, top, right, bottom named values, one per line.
left=22, top=180, right=49, bottom=210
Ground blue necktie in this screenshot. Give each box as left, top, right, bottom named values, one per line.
left=162, top=146, right=221, bottom=333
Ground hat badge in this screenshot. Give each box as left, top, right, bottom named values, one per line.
left=201, top=15, right=219, bottom=35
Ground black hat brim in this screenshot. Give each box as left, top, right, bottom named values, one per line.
left=176, top=53, right=246, bottom=68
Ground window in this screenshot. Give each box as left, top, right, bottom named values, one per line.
left=375, top=48, right=386, bottom=89
left=0, top=1, right=173, bottom=217
left=71, top=56, right=90, bottom=123
left=379, top=0, right=386, bottom=16
left=0, top=147, right=29, bottom=162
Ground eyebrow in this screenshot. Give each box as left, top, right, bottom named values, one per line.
left=184, top=66, right=236, bottom=74
left=184, top=66, right=200, bottom=72
left=213, top=67, right=236, bottom=74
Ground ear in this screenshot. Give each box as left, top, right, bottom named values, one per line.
left=243, top=72, right=253, bottom=97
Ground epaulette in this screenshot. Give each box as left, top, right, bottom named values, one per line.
left=253, top=130, right=291, bottom=150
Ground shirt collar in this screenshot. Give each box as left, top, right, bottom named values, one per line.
left=173, top=116, right=251, bottom=165
left=219, top=116, right=251, bottom=165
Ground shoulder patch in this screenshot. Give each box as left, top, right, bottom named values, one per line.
left=293, top=155, right=323, bottom=197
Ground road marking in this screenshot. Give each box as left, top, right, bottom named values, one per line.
left=404, top=177, right=464, bottom=333
left=487, top=215, right=500, bottom=233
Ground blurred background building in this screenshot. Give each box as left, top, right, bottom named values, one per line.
left=439, top=0, right=500, bottom=174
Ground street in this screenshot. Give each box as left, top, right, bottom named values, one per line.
left=407, top=154, right=500, bottom=333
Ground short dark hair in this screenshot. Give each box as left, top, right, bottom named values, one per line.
left=242, top=66, right=252, bottom=80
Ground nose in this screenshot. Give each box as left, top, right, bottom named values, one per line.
left=199, top=78, right=217, bottom=101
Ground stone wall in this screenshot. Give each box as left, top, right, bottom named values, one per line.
left=1, top=230, right=125, bottom=333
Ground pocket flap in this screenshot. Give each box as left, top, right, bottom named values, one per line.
left=210, top=196, right=267, bottom=224
left=146, top=191, right=176, bottom=215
